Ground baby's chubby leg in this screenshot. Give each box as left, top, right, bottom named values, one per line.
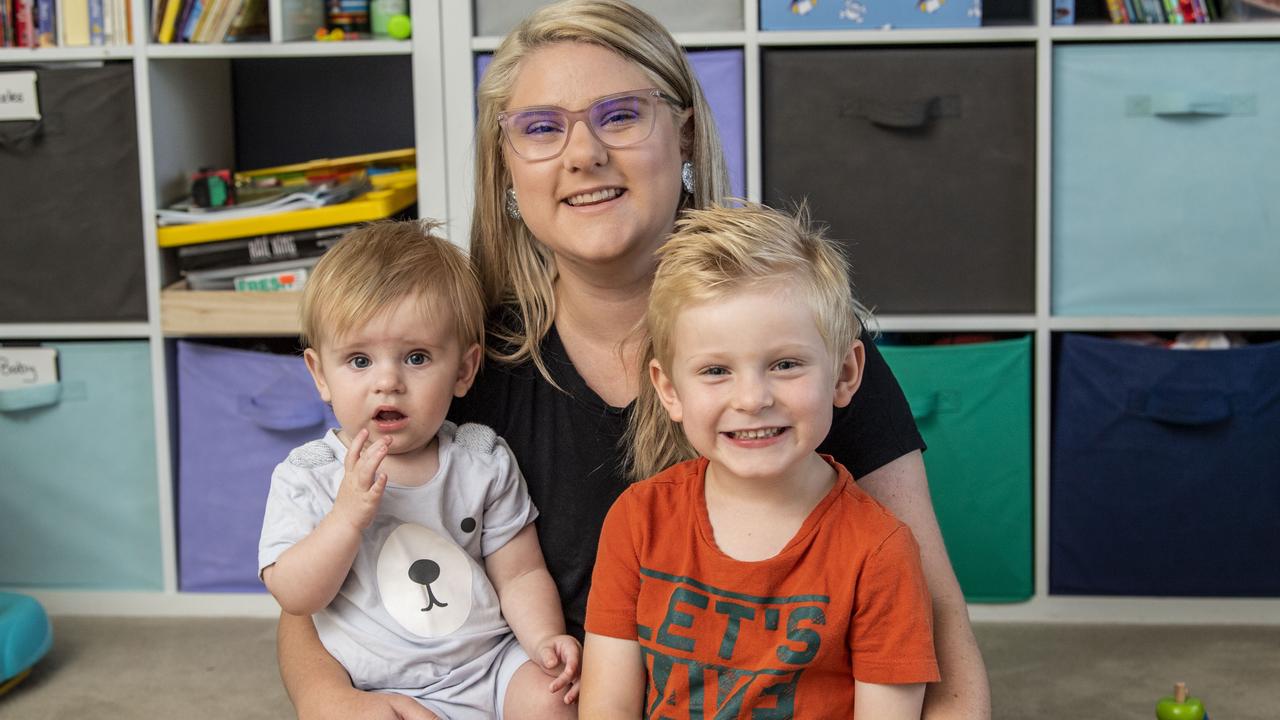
left=502, top=660, right=577, bottom=720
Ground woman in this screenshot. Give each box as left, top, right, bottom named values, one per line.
left=278, top=2, right=990, bottom=718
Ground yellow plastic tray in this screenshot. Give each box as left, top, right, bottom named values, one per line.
left=157, top=169, right=417, bottom=248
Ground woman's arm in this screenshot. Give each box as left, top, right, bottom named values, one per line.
left=854, top=681, right=926, bottom=720
left=858, top=451, right=992, bottom=720
left=276, top=612, right=439, bottom=720
left=580, top=632, right=646, bottom=719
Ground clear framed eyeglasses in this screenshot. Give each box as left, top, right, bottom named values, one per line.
left=498, top=88, right=684, bottom=161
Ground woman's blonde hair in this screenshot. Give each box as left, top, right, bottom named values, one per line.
left=626, top=203, right=869, bottom=482
left=299, top=220, right=485, bottom=353
left=471, top=0, right=730, bottom=380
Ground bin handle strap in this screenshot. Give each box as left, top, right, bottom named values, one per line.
left=906, top=391, right=938, bottom=420
left=1126, top=388, right=1231, bottom=426
left=0, top=380, right=86, bottom=412
left=842, top=95, right=961, bottom=130
left=1126, top=93, right=1256, bottom=118
left=237, top=394, right=327, bottom=431
left=905, top=390, right=962, bottom=420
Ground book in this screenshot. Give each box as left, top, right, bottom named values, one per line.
left=186, top=256, right=320, bottom=291
left=88, top=0, right=104, bottom=44
left=14, top=0, right=36, bottom=45
left=175, top=223, right=355, bottom=272
left=233, top=267, right=310, bottom=293
left=61, top=0, right=91, bottom=45
left=223, top=0, right=265, bottom=40
left=34, top=0, right=54, bottom=45
left=0, top=346, right=59, bottom=390
left=175, top=0, right=199, bottom=40
left=209, top=0, right=241, bottom=40
left=156, top=0, right=182, bottom=42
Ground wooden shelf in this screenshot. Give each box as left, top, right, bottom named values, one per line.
left=160, top=282, right=300, bottom=336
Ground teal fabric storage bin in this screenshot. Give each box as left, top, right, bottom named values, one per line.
left=879, top=337, right=1033, bottom=603
left=0, top=342, right=163, bottom=590
left=1052, top=43, right=1280, bottom=316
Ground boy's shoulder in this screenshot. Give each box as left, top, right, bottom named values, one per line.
left=621, top=457, right=703, bottom=507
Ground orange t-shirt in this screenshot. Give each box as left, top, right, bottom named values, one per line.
left=586, top=456, right=939, bottom=718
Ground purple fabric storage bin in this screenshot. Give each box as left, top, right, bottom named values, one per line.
left=176, top=341, right=336, bottom=592
left=475, top=49, right=745, bottom=197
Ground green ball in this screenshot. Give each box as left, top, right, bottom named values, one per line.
left=387, top=14, right=411, bottom=40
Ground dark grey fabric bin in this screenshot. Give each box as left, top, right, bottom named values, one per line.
left=762, top=46, right=1036, bottom=314
left=0, top=63, right=147, bottom=323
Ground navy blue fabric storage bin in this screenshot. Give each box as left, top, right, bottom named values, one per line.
left=177, top=341, right=336, bottom=592
left=1052, top=43, right=1280, bottom=315
left=1051, top=334, right=1280, bottom=596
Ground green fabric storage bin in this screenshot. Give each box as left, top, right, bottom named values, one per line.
left=880, top=337, right=1033, bottom=603
left=0, top=341, right=163, bottom=590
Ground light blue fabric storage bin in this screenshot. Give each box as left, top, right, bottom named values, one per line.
left=1052, top=43, right=1280, bottom=316
left=760, top=0, right=981, bottom=30
left=0, top=341, right=163, bottom=590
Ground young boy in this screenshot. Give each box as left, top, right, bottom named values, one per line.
left=258, top=221, right=579, bottom=720
left=581, top=204, right=940, bottom=719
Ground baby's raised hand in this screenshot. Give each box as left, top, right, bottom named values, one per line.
left=332, top=429, right=390, bottom=532
left=535, top=634, right=582, bottom=704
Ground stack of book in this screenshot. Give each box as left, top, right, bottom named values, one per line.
left=150, top=0, right=266, bottom=43
left=159, top=149, right=418, bottom=294
left=1101, top=0, right=1280, bottom=21
left=1, top=0, right=132, bottom=47
left=178, top=224, right=357, bottom=291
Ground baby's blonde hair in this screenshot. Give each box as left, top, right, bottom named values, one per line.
left=626, top=203, right=869, bottom=482
left=299, top=220, right=485, bottom=353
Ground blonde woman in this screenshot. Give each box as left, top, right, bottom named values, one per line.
left=278, top=2, right=990, bottom=718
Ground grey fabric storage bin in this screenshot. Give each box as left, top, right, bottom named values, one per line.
left=473, top=0, right=743, bottom=35
left=0, top=63, right=147, bottom=323
left=762, top=46, right=1036, bottom=314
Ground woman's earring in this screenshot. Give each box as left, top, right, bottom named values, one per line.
left=506, top=187, right=521, bottom=220
left=681, top=161, right=695, bottom=195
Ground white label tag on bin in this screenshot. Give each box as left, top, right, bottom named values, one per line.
left=0, top=346, right=58, bottom=389
left=0, top=71, right=40, bottom=122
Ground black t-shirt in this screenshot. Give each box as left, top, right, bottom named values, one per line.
left=448, top=323, right=925, bottom=640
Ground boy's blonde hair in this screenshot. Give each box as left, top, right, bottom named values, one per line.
left=626, top=203, right=869, bottom=482
left=299, top=220, right=485, bottom=352
left=471, top=0, right=729, bottom=380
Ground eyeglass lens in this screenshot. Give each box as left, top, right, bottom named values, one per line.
left=504, top=93, right=659, bottom=159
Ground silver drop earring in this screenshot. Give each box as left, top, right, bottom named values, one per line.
left=681, top=161, right=695, bottom=195
left=506, top=187, right=521, bottom=220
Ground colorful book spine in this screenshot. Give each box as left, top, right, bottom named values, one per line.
left=157, top=0, right=183, bottom=42
left=35, top=0, right=55, bottom=45
left=88, top=0, right=104, bottom=43
left=15, top=0, right=37, bottom=45
left=177, top=0, right=200, bottom=40
left=1, top=0, right=11, bottom=46
left=1105, top=0, right=1131, bottom=21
